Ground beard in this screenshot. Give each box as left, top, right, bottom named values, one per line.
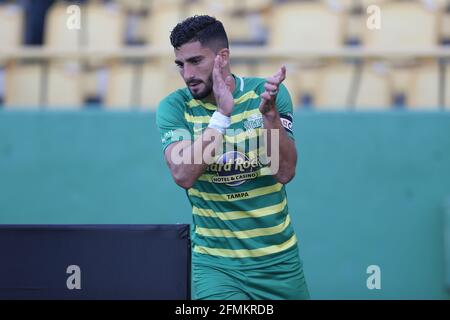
left=188, top=74, right=213, bottom=100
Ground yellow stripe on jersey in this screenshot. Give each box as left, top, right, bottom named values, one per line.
left=188, top=182, right=283, bottom=202
left=186, top=91, right=259, bottom=111
left=224, top=127, right=261, bottom=144
left=193, top=234, right=297, bottom=258
left=233, top=91, right=259, bottom=105
left=195, top=215, right=291, bottom=239
left=184, top=106, right=262, bottom=125
left=186, top=100, right=217, bottom=111
left=193, top=197, right=287, bottom=220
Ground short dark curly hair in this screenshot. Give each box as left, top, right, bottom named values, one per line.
left=170, top=15, right=229, bottom=52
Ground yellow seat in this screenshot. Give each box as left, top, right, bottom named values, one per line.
left=354, top=61, right=391, bottom=109
left=364, top=1, right=438, bottom=49
left=44, top=2, right=80, bottom=49
left=46, top=61, right=83, bottom=108
left=241, top=0, right=272, bottom=12
left=116, top=0, right=151, bottom=13
left=314, top=61, right=391, bottom=110
left=104, top=62, right=137, bottom=109
left=4, top=63, right=43, bottom=108
left=407, top=61, right=441, bottom=109
left=336, top=0, right=389, bottom=9
left=0, top=4, right=23, bottom=52
left=140, top=60, right=184, bottom=110
left=230, top=62, right=253, bottom=79
left=85, top=2, right=125, bottom=50
left=440, top=4, right=450, bottom=44
left=268, top=2, right=343, bottom=51
left=315, top=62, right=353, bottom=110
left=189, top=0, right=255, bottom=15
left=147, top=4, right=185, bottom=49
left=105, top=60, right=184, bottom=110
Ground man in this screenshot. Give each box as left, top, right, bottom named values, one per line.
left=156, top=15, right=309, bottom=300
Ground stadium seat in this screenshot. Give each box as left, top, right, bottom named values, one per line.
left=441, top=4, right=450, bottom=44
left=199, top=0, right=245, bottom=13
left=354, top=61, right=391, bottom=109
left=230, top=62, right=254, bottom=79
left=407, top=61, right=441, bottom=109
left=335, top=0, right=389, bottom=9
left=104, top=62, right=137, bottom=109
left=0, top=4, right=23, bottom=51
left=241, top=0, right=272, bottom=12
left=314, top=62, right=353, bottom=110
left=44, top=2, right=80, bottom=50
left=140, top=60, right=184, bottom=110
left=106, top=60, right=184, bottom=110
left=268, top=2, right=343, bottom=51
left=364, top=1, right=439, bottom=49
left=221, top=11, right=265, bottom=45
left=4, top=63, right=43, bottom=108
left=147, top=3, right=185, bottom=49
left=187, top=0, right=268, bottom=45
left=46, top=61, right=83, bottom=108
left=85, top=2, right=125, bottom=50
left=116, top=0, right=151, bottom=13
left=345, top=4, right=365, bottom=46
left=258, top=61, right=323, bottom=109
left=383, top=59, right=444, bottom=109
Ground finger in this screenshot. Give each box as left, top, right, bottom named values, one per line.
left=225, top=75, right=234, bottom=92
left=264, top=82, right=278, bottom=92
left=259, top=91, right=273, bottom=113
left=265, top=65, right=287, bottom=85
left=260, top=91, right=271, bottom=101
left=275, top=65, right=286, bottom=83
left=212, top=56, right=225, bottom=88
left=265, top=75, right=279, bottom=85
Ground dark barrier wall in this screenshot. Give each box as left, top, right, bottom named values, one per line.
left=1, top=110, right=450, bottom=299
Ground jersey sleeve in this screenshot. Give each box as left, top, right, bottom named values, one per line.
left=275, top=83, right=295, bottom=141
left=156, top=95, right=193, bottom=153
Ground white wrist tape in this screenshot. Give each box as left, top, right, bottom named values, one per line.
left=208, top=111, right=231, bottom=135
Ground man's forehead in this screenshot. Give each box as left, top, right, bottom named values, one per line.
left=174, top=41, right=214, bottom=60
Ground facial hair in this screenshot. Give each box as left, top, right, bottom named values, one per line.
left=188, top=74, right=213, bottom=100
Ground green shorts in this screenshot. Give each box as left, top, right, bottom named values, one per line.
left=192, top=254, right=310, bottom=300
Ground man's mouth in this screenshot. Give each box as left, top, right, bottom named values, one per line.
left=188, top=81, right=202, bottom=90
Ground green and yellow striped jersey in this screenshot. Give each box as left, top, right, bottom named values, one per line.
left=156, top=75, right=299, bottom=268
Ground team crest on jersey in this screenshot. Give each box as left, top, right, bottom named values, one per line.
left=243, top=114, right=264, bottom=131
left=208, top=151, right=261, bottom=186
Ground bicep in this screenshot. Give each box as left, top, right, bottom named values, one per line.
left=276, top=84, right=295, bottom=140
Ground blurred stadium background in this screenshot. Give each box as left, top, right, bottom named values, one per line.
left=0, top=0, right=450, bottom=299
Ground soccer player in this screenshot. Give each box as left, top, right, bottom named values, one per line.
left=156, top=15, right=309, bottom=300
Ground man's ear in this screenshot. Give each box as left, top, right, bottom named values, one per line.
left=218, top=48, right=230, bottom=67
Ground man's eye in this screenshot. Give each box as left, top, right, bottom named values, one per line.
left=191, top=60, right=200, bottom=65
left=176, top=64, right=183, bottom=69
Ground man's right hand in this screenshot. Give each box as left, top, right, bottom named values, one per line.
left=212, top=55, right=234, bottom=117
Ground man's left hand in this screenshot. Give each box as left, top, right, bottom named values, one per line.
left=259, top=65, right=286, bottom=115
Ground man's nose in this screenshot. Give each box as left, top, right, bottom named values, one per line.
left=183, top=64, right=195, bottom=80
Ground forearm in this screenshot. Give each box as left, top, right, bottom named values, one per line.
left=170, top=128, right=224, bottom=189
left=262, top=109, right=297, bottom=184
